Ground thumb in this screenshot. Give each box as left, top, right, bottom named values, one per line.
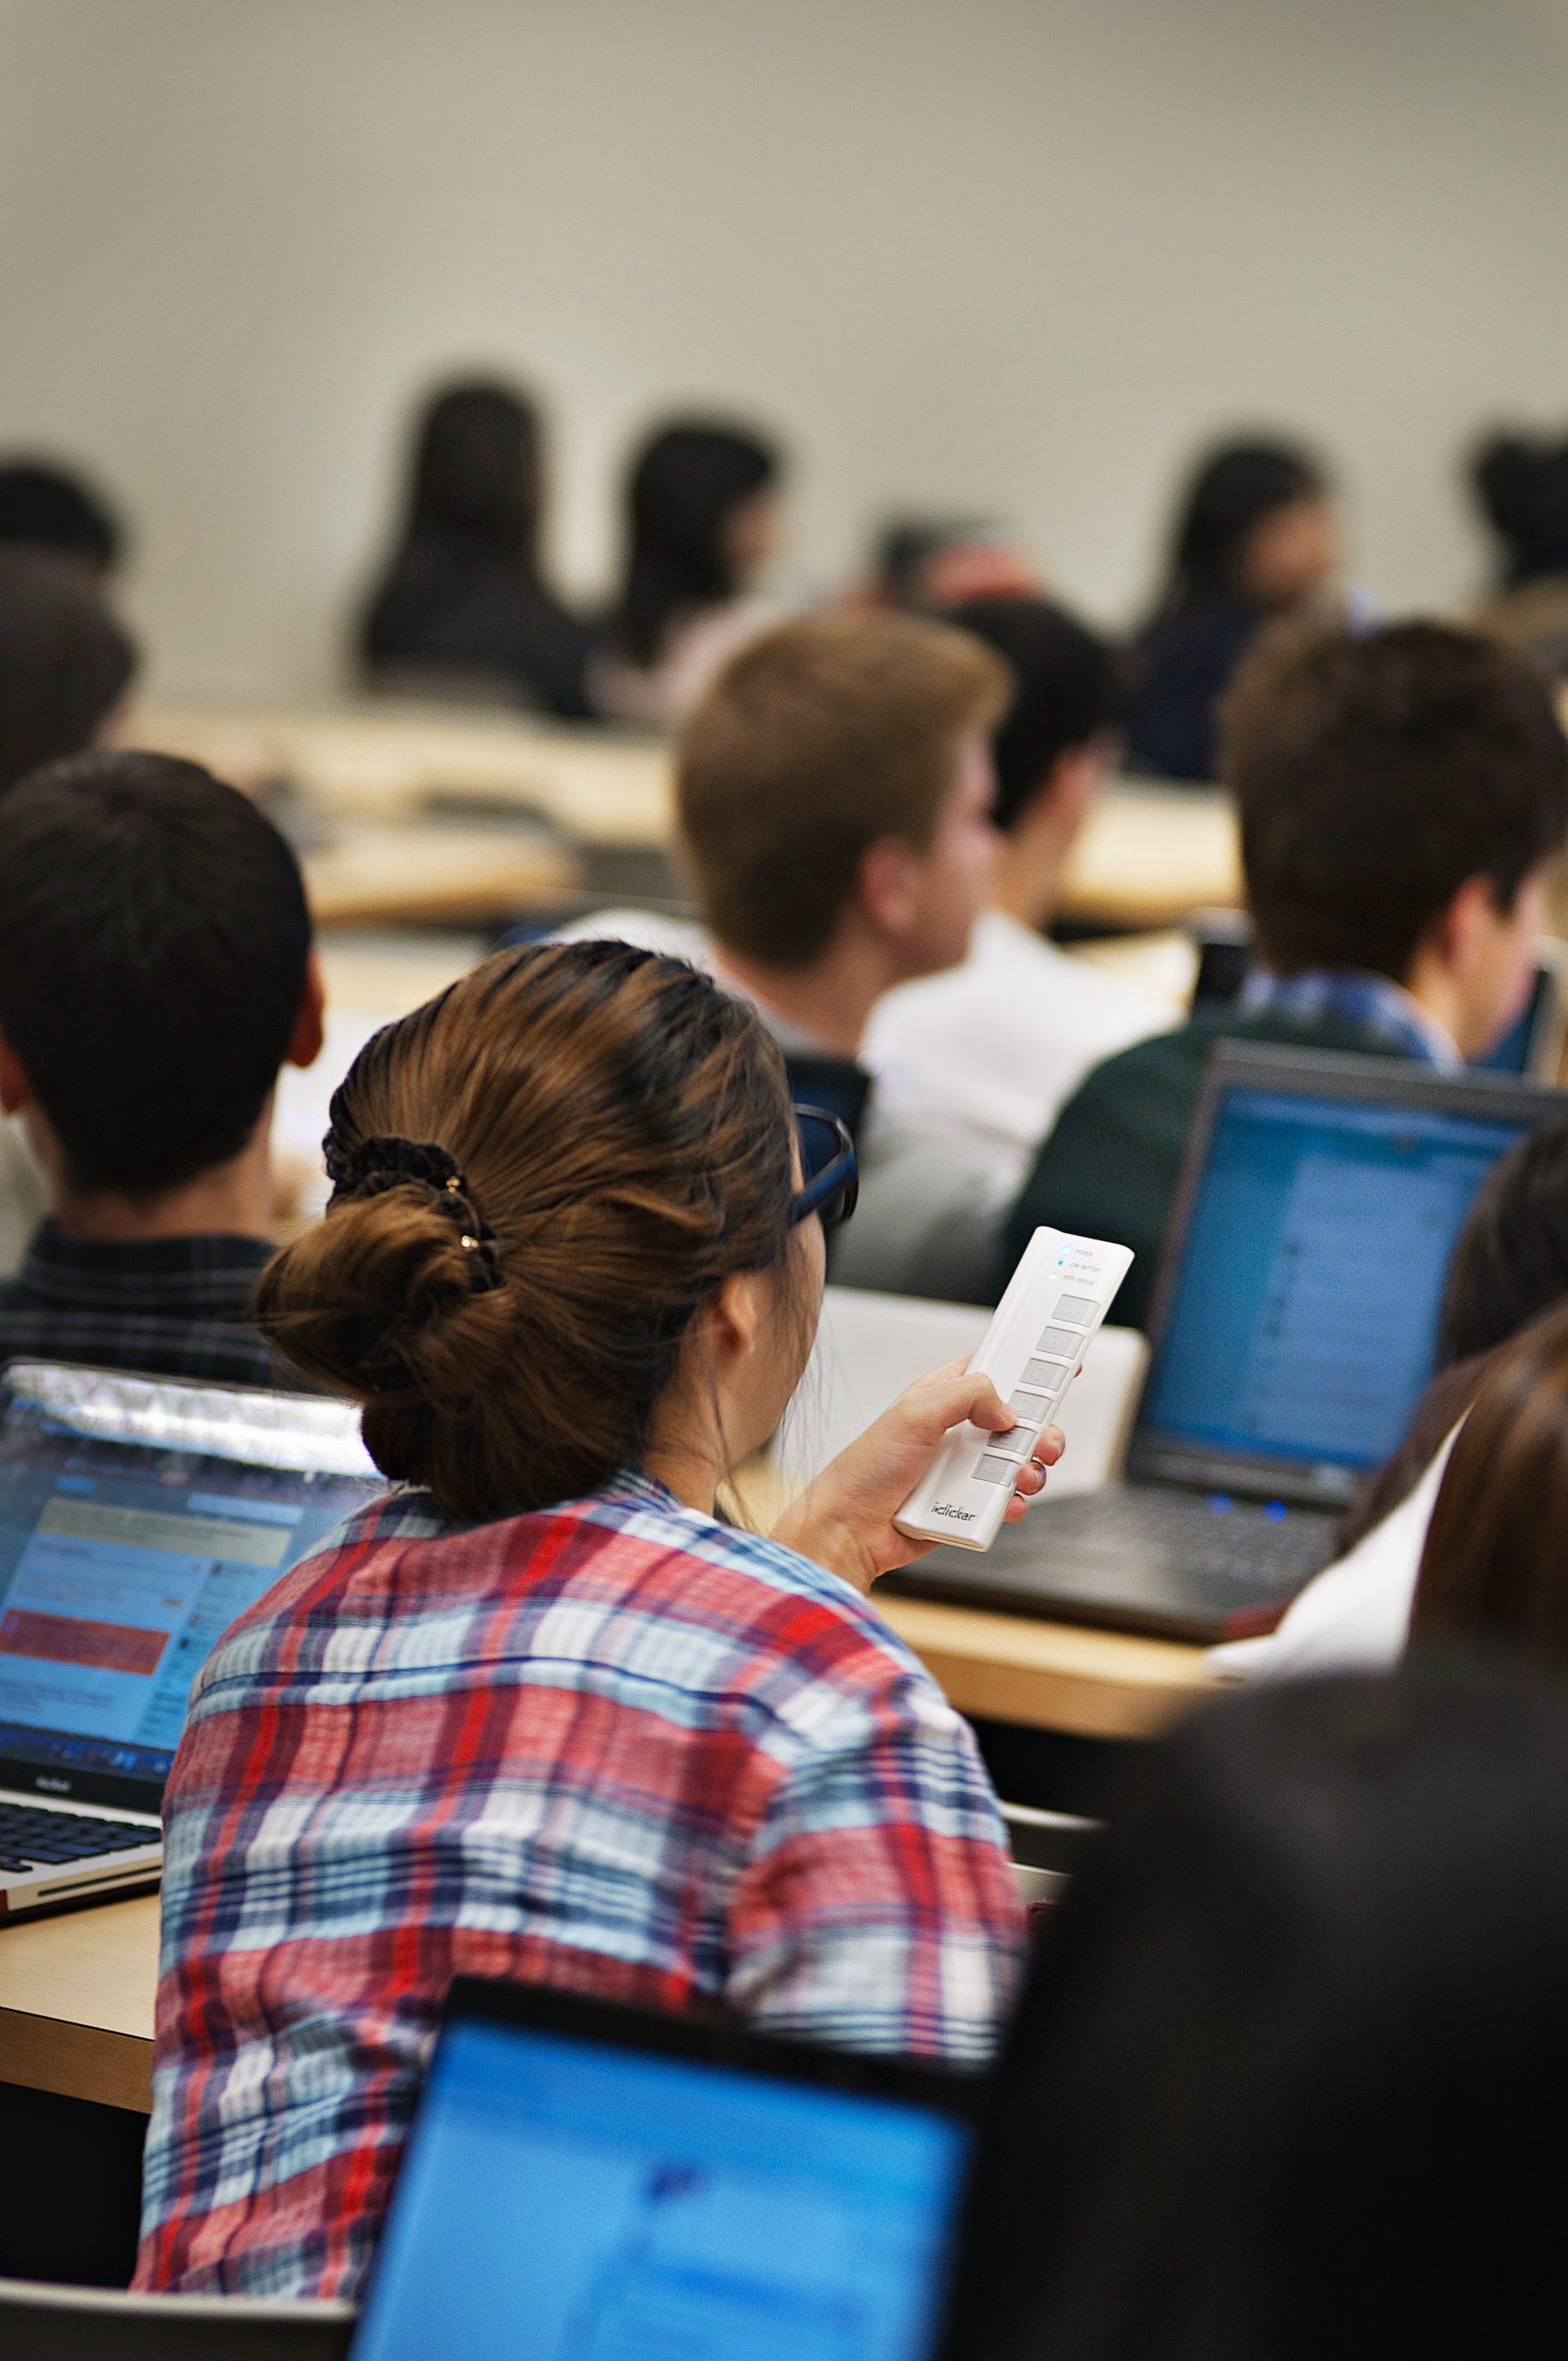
left=902, top=1367, right=1019, bottom=1443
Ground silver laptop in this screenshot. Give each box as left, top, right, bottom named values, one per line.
left=0, top=1360, right=382, bottom=1917
left=887, top=1044, right=1568, bottom=1642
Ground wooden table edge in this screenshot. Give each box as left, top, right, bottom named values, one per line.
left=0, top=2003, right=153, bottom=2113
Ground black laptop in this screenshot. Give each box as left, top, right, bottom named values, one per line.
left=885, top=1043, right=1567, bottom=1643
left=351, top=1976, right=980, bottom=2361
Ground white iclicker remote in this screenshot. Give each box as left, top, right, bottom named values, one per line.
left=893, top=1227, right=1134, bottom=1553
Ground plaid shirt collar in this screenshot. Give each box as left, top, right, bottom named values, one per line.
left=1238, top=967, right=1461, bottom=1069
left=13, top=1223, right=276, bottom=1312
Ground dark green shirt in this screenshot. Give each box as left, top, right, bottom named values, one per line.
left=996, top=1007, right=1411, bottom=1329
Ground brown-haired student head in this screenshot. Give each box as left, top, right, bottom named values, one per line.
left=1411, top=1298, right=1568, bottom=1667
left=139, top=937, right=1054, bottom=2303
left=1003, top=617, right=1568, bottom=1328
left=1224, top=619, right=1568, bottom=1045
left=677, top=609, right=1007, bottom=982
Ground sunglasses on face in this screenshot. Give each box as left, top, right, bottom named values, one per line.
left=789, top=1106, right=859, bottom=1233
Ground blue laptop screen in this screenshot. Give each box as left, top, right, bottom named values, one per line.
left=1141, top=1085, right=1536, bottom=1475
left=0, top=1392, right=377, bottom=1793
left=353, top=2016, right=972, bottom=2361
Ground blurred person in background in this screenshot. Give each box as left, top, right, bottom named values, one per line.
left=857, top=516, right=1041, bottom=613
left=1126, top=437, right=1339, bottom=783
left=864, top=596, right=1169, bottom=1186
left=594, top=418, right=785, bottom=728
left=0, top=552, right=140, bottom=1272
left=1470, top=428, right=1568, bottom=676
left=942, top=1654, right=1568, bottom=2361
left=360, top=377, right=592, bottom=718
left=0, top=457, right=123, bottom=579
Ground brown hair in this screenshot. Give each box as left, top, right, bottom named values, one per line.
left=1219, top=619, right=1568, bottom=981
left=256, top=940, right=803, bottom=1521
left=1411, top=1300, right=1568, bottom=1666
left=676, top=611, right=1008, bottom=967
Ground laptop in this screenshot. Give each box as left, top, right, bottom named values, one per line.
left=0, top=1359, right=382, bottom=1917
left=1190, top=916, right=1568, bottom=1081
left=885, top=1044, right=1568, bottom=1643
left=351, top=1977, right=980, bottom=2361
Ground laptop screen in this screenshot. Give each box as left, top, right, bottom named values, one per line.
left=354, top=2003, right=974, bottom=2361
left=0, top=1363, right=380, bottom=1807
left=1137, top=1072, right=1546, bottom=1496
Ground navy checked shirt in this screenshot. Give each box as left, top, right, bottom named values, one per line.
left=0, top=1225, right=279, bottom=1387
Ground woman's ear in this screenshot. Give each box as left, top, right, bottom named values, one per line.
left=698, top=1268, right=772, bottom=1376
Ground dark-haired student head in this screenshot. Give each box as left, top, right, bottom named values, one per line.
left=1127, top=435, right=1337, bottom=781
left=0, top=753, right=324, bottom=1387
left=0, top=460, right=123, bottom=577
left=1161, top=438, right=1335, bottom=616
left=1223, top=619, right=1568, bottom=1061
left=944, top=1656, right=1568, bottom=2361
left=0, top=552, right=137, bottom=798
left=361, top=376, right=590, bottom=718
left=0, top=751, right=321, bottom=1206
left=596, top=420, right=783, bottom=726
left=400, top=379, right=543, bottom=562
left=951, top=597, right=1129, bottom=931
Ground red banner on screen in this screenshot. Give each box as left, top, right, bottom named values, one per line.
left=0, top=1608, right=168, bottom=1678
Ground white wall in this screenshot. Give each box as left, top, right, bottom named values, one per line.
left=1, top=0, right=1566, bottom=699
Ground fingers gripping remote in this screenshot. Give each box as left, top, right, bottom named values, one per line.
left=894, top=1227, right=1134, bottom=1553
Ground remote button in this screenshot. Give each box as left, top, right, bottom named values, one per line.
left=1054, top=1294, right=1098, bottom=1323
left=973, top=1455, right=1018, bottom=1485
left=1007, top=1392, right=1046, bottom=1420
left=1023, top=1357, right=1069, bottom=1391
left=1033, top=1326, right=1080, bottom=1359
left=980, top=1426, right=1029, bottom=1457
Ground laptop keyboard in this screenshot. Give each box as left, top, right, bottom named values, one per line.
left=1038, top=1487, right=1335, bottom=1584
left=0, top=1800, right=157, bottom=1874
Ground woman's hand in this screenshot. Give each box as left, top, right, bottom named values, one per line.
left=770, top=1356, right=1064, bottom=1596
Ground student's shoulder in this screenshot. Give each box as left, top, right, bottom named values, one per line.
left=601, top=1488, right=937, bottom=1683
left=1052, top=1007, right=1229, bottom=1113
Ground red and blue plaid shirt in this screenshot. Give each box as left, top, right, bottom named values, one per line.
left=136, top=1469, right=1025, bottom=2300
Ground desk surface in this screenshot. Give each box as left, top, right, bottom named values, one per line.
left=131, top=695, right=1241, bottom=932
left=0, top=1892, right=158, bottom=2112
left=132, top=695, right=676, bottom=853
left=0, top=1603, right=1206, bottom=2117
left=302, top=819, right=579, bottom=929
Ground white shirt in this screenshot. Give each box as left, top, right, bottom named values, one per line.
left=1206, top=1427, right=1460, bottom=1685
left=861, top=909, right=1173, bottom=1187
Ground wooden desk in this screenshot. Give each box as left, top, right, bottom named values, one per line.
left=302, top=820, right=579, bottom=928
left=130, top=697, right=1241, bottom=931
left=131, top=696, right=675, bottom=853
left=879, top=1596, right=1207, bottom=1740
left=0, top=1893, right=157, bottom=2112
left=1062, top=780, right=1241, bottom=930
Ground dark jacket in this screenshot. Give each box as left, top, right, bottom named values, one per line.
left=997, top=1007, right=1411, bottom=1330
left=1124, top=597, right=1260, bottom=783
left=362, top=536, right=593, bottom=718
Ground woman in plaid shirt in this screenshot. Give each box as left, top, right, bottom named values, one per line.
left=137, top=940, right=1057, bottom=2300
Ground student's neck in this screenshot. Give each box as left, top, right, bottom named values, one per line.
left=990, top=807, right=1077, bottom=934
left=712, top=940, right=891, bottom=1060
left=50, top=1133, right=277, bottom=1247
